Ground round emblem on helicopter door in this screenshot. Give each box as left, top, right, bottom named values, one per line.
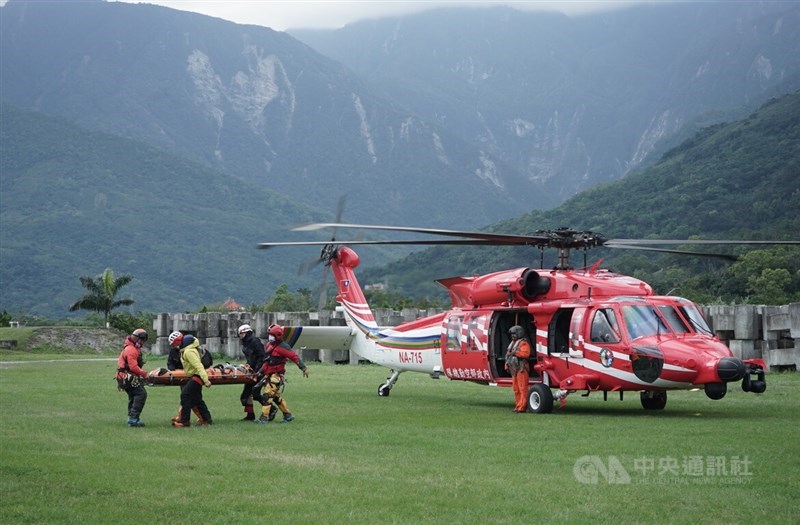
left=600, top=348, right=614, bottom=368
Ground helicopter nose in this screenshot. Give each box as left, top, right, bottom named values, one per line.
left=716, top=357, right=746, bottom=382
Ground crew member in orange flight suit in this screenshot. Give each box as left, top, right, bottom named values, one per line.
left=505, top=325, right=531, bottom=413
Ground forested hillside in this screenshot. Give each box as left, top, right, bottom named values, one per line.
left=360, top=93, right=800, bottom=305
left=0, top=104, right=338, bottom=316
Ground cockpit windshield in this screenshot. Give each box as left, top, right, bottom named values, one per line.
left=622, top=305, right=669, bottom=340
left=616, top=298, right=713, bottom=340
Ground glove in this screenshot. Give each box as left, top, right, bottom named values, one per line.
left=302, top=367, right=309, bottom=378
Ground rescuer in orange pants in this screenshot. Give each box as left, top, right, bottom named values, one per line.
left=506, top=325, right=531, bottom=412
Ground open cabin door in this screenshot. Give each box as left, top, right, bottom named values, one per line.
left=547, top=307, right=587, bottom=359
left=441, top=310, right=492, bottom=382
left=489, top=309, right=536, bottom=384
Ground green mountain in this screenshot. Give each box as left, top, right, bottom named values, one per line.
left=357, top=92, right=800, bottom=304
left=0, top=103, right=343, bottom=317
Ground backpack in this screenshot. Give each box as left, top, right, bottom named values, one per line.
left=199, top=345, right=213, bottom=368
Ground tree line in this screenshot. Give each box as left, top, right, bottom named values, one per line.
left=5, top=256, right=795, bottom=334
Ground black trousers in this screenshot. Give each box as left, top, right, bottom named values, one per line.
left=179, top=378, right=212, bottom=423
left=126, top=384, right=147, bottom=419
left=240, top=382, right=256, bottom=407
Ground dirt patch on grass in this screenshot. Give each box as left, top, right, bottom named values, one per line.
left=26, top=328, right=127, bottom=353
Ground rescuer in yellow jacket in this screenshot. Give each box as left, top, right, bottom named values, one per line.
left=169, top=332, right=213, bottom=427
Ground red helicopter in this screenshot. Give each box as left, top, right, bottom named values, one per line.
left=259, top=223, right=798, bottom=413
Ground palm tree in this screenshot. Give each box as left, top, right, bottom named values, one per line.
left=69, top=268, right=134, bottom=327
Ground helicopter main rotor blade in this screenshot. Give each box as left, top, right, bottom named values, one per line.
left=603, top=244, right=739, bottom=261
left=606, top=239, right=800, bottom=246
left=262, top=222, right=800, bottom=255
left=291, top=222, right=550, bottom=244
left=257, top=239, right=520, bottom=249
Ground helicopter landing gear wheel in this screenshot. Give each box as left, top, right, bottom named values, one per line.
left=527, top=383, right=554, bottom=413
left=640, top=390, right=667, bottom=410
left=377, top=370, right=401, bottom=397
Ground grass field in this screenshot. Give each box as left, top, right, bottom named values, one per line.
left=1, top=354, right=799, bottom=524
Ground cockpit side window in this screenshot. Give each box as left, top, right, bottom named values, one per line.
left=678, top=305, right=713, bottom=335
left=590, top=308, right=621, bottom=343
left=658, top=306, right=690, bottom=334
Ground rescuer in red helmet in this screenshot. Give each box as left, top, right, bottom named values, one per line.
left=254, top=324, right=309, bottom=424
left=506, top=325, right=531, bottom=413
left=115, top=328, right=150, bottom=427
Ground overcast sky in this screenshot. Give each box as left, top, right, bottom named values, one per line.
left=106, top=1, right=659, bottom=32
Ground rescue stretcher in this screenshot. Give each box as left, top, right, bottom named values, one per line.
left=147, top=364, right=256, bottom=386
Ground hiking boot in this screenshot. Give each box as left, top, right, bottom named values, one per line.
left=171, top=420, right=190, bottom=427
left=280, top=414, right=295, bottom=423
left=127, top=418, right=145, bottom=427
left=254, top=417, right=271, bottom=424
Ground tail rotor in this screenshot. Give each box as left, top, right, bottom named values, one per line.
left=301, top=196, right=346, bottom=310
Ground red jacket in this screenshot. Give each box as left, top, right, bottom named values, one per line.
left=259, top=340, right=305, bottom=375
left=116, top=336, right=148, bottom=379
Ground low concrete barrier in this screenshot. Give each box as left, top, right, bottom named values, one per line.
left=703, top=303, right=799, bottom=370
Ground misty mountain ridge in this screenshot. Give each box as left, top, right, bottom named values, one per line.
left=1, top=0, right=799, bottom=316
left=291, top=1, right=800, bottom=199
left=3, top=1, right=799, bottom=226
left=0, top=0, right=532, bottom=228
